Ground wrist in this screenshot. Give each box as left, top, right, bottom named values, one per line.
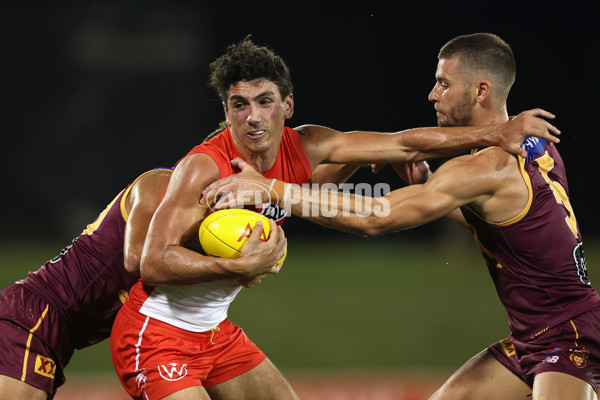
left=482, top=124, right=502, bottom=148
left=269, top=179, right=288, bottom=207
left=219, top=257, right=249, bottom=277
left=206, top=255, right=243, bottom=278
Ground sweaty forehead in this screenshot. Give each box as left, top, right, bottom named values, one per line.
left=436, top=57, right=462, bottom=76
left=436, top=57, right=472, bottom=83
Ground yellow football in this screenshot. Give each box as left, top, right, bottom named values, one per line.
left=199, top=208, right=286, bottom=263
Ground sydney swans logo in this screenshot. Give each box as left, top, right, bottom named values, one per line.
left=158, top=363, right=188, bottom=381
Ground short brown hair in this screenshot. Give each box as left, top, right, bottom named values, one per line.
left=439, top=33, right=516, bottom=101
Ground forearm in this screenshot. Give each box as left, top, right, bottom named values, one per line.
left=389, top=125, right=498, bottom=162
left=324, top=125, right=498, bottom=165
left=140, top=244, right=248, bottom=285
left=270, top=180, right=391, bottom=236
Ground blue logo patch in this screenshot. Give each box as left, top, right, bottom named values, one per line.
left=521, top=137, right=547, bottom=164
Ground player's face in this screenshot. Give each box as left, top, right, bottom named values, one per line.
left=224, top=79, right=294, bottom=155
left=428, top=57, right=475, bottom=127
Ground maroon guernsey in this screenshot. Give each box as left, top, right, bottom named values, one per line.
left=16, top=174, right=149, bottom=348
left=461, top=138, right=600, bottom=342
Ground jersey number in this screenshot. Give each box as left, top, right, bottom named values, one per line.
left=536, top=152, right=589, bottom=284
left=535, top=152, right=578, bottom=239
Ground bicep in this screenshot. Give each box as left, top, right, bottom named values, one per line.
left=143, top=155, right=220, bottom=254
left=124, top=202, right=159, bottom=275
left=297, top=125, right=412, bottom=166
left=310, top=163, right=360, bottom=185
left=123, top=172, right=171, bottom=274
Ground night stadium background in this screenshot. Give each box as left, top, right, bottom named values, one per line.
left=2, top=2, right=597, bottom=399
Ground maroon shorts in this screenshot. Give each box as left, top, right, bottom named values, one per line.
left=488, top=307, right=600, bottom=393
left=111, top=299, right=266, bottom=400
left=0, top=283, right=75, bottom=398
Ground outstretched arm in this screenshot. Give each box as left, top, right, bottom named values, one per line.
left=385, top=162, right=470, bottom=229
left=201, top=153, right=507, bottom=237
left=298, top=108, right=559, bottom=167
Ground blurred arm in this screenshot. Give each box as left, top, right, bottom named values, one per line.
left=123, top=169, right=172, bottom=275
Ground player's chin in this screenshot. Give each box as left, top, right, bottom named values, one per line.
left=437, top=118, right=453, bottom=127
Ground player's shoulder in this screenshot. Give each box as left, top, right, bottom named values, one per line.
left=437, top=147, right=509, bottom=174
left=133, top=168, right=172, bottom=190
left=176, top=152, right=219, bottom=172
left=472, top=146, right=516, bottom=167
left=168, top=153, right=221, bottom=191
left=294, top=125, right=344, bottom=153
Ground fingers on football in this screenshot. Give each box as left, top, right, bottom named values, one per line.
left=247, top=221, right=265, bottom=243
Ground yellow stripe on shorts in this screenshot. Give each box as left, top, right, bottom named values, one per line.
left=21, top=304, right=50, bottom=381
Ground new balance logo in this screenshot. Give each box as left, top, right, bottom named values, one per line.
left=543, top=355, right=560, bottom=364
left=158, top=363, right=188, bottom=381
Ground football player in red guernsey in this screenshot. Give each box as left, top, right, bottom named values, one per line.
left=111, top=37, right=561, bottom=400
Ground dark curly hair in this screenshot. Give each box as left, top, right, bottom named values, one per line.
left=209, top=37, right=293, bottom=102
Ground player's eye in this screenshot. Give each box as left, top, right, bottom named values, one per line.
left=259, top=98, right=273, bottom=106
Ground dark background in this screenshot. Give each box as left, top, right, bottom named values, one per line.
left=2, top=2, right=598, bottom=243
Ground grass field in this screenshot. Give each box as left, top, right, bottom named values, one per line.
left=2, top=226, right=599, bottom=398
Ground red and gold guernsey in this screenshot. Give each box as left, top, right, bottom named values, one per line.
left=185, top=126, right=313, bottom=222
left=461, top=137, right=600, bottom=342
left=15, top=171, right=166, bottom=348
left=130, top=127, right=313, bottom=332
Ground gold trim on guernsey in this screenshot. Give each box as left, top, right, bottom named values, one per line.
left=82, top=168, right=172, bottom=235
left=469, top=147, right=533, bottom=226
left=120, top=168, right=172, bottom=222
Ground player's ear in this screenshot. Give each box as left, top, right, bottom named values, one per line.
left=222, top=101, right=230, bottom=125
left=283, top=94, right=294, bottom=119
left=476, top=80, right=491, bottom=103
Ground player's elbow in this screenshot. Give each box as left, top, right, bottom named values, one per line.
left=123, top=252, right=142, bottom=275
left=139, top=265, right=162, bottom=285
left=123, top=241, right=144, bottom=275
left=139, top=252, right=167, bottom=285
left=355, top=218, right=390, bottom=237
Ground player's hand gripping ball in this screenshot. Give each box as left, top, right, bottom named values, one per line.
left=199, top=208, right=286, bottom=263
